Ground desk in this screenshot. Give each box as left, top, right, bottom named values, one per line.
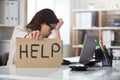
left=0, top=60, right=120, bottom=80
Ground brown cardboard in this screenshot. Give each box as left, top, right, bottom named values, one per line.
left=16, top=38, right=63, bottom=68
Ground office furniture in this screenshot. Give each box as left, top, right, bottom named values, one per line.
left=0, top=52, right=9, bottom=66
left=0, top=0, right=27, bottom=52
left=0, top=60, right=120, bottom=80
left=72, top=9, right=120, bottom=56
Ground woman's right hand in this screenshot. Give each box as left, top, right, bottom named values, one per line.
left=55, top=18, right=64, bottom=30
left=25, top=30, right=42, bottom=40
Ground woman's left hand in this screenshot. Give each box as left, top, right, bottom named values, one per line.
left=55, top=18, right=64, bottom=30
left=25, top=30, right=42, bottom=40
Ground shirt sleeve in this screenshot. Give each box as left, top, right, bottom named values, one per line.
left=7, top=26, right=30, bottom=65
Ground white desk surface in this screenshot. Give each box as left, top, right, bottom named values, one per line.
left=0, top=60, right=120, bottom=80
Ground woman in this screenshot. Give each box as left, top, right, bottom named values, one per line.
left=7, top=8, right=64, bottom=65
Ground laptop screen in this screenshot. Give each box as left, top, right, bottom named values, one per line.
left=79, top=35, right=98, bottom=63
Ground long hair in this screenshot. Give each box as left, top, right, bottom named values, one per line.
left=26, top=8, right=58, bottom=31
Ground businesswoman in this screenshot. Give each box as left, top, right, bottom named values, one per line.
left=7, top=8, right=64, bottom=65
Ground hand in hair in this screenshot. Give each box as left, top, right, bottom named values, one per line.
left=54, top=18, right=64, bottom=40
left=55, top=18, right=64, bottom=30
left=25, top=30, right=42, bottom=40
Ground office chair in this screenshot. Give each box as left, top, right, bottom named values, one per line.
left=0, top=52, right=9, bottom=66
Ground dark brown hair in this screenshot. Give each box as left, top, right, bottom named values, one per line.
left=26, top=8, right=59, bottom=30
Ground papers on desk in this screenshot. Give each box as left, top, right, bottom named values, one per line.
left=63, top=56, right=80, bottom=63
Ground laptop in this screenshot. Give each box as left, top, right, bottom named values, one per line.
left=63, top=35, right=99, bottom=66
left=79, top=35, right=98, bottom=64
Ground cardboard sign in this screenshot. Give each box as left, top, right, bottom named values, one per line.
left=16, top=38, right=63, bottom=68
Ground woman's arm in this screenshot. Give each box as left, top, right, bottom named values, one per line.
left=55, top=18, right=64, bottom=40
left=7, top=26, right=29, bottom=65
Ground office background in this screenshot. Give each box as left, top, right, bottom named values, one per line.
left=0, top=0, right=120, bottom=58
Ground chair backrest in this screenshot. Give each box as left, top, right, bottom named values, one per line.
left=0, top=52, right=9, bottom=66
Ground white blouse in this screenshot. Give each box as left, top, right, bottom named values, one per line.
left=7, top=26, right=31, bottom=65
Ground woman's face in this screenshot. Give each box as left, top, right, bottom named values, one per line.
left=40, top=23, right=56, bottom=38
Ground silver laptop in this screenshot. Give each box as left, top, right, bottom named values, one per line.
left=79, top=35, right=98, bottom=64
left=63, top=35, right=98, bottom=64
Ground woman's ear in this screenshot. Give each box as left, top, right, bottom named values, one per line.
left=41, top=23, right=46, bottom=27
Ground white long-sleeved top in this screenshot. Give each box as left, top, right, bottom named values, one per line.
left=7, top=26, right=31, bottom=65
